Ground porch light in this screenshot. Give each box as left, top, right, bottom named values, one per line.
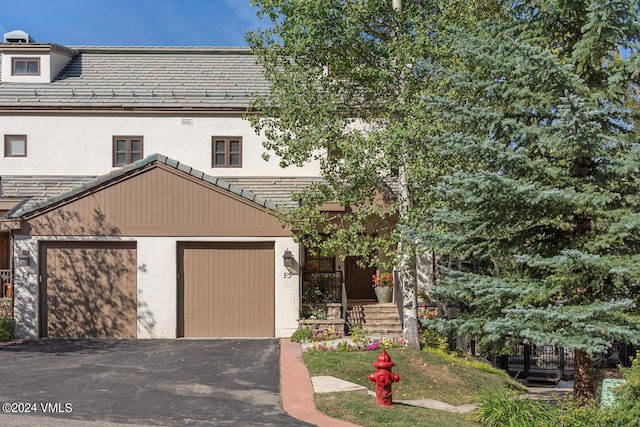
left=17, top=250, right=30, bottom=267
left=283, top=249, right=294, bottom=269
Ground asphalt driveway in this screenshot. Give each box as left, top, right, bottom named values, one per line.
left=0, top=339, right=312, bottom=426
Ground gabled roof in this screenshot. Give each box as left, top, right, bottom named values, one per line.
left=0, top=46, right=268, bottom=110
left=5, top=154, right=288, bottom=218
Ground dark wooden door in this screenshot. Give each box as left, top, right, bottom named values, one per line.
left=0, top=234, right=9, bottom=270
left=344, top=256, right=376, bottom=300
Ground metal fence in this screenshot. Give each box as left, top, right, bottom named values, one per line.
left=301, top=270, right=343, bottom=304
left=0, top=270, right=11, bottom=299
left=500, top=342, right=636, bottom=381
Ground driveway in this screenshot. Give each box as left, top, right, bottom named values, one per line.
left=0, top=339, right=312, bottom=426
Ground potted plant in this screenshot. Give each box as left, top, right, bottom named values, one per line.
left=372, top=272, right=393, bottom=303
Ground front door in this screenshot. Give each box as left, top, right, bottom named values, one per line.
left=344, top=256, right=377, bottom=300
left=0, top=233, right=9, bottom=270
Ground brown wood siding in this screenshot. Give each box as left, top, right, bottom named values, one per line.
left=40, top=241, right=137, bottom=338
left=26, top=165, right=289, bottom=237
left=178, top=242, right=275, bottom=337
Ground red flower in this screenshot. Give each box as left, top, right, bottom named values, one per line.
left=372, top=272, right=393, bottom=287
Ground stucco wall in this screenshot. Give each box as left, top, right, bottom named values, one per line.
left=0, top=115, right=320, bottom=177
left=12, top=235, right=301, bottom=339
left=1, top=52, right=52, bottom=84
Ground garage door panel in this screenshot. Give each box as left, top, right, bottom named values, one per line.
left=180, top=242, right=275, bottom=338
left=41, top=242, right=137, bottom=338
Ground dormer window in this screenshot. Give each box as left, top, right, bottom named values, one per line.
left=12, top=58, right=40, bottom=76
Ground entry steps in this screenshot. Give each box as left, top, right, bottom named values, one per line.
left=347, top=302, right=403, bottom=340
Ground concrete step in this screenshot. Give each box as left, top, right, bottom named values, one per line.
left=364, top=330, right=403, bottom=340
left=348, top=303, right=402, bottom=340
left=362, top=320, right=400, bottom=326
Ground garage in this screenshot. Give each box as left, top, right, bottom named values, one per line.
left=178, top=242, right=275, bottom=338
left=40, top=241, right=137, bottom=338
left=11, top=156, right=298, bottom=339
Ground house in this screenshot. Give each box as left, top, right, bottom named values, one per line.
left=0, top=30, right=392, bottom=339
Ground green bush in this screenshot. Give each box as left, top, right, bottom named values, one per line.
left=558, top=399, right=614, bottom=427
left=0, top=316, right=14, bottom=342
left=476, top=352, right=640, bottom=427
left=346, top=326, right=369, bottom=347
left=476, top=389, right=558, bottom=427
left=420, top=328, right=449, bottom=352
left=290, top=328, right=313, bottom=343
left=598, top=351, right=640, bottom=427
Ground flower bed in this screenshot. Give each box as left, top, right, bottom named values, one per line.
left=297, top=319, right=345, bottom=336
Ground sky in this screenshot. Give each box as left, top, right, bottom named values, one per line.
left=0, top=0, right=268, bottom=46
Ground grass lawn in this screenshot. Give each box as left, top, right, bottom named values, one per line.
left=303, top=347, right=526, bottom=426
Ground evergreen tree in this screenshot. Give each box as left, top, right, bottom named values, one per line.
left=423, top=0, right=640, bottom=402
left=247, top=0, right=501, bottom=348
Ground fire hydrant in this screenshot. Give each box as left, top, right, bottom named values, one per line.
left=368, top=349, right=401, bottom=406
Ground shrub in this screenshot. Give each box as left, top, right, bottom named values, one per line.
left=558, top=399, right=612, bottom=427
left=599, top=351, right=640, bottom=426
left=476, top=390, right=558, bottom=427
left=555, top=351, right=640, bottom=427
left=0, top=316, right=14, bottom=342
left=347, top=326, right=369, bottom=347
left=290, top=328, right=312, bottom=343
left=420, top=328, right=449, bottom=353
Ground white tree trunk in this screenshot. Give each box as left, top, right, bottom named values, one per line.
left=391, top=0, right=419, bottom=350
left=397, top=165, right=420, bottom=349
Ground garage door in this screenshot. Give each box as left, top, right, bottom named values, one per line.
left=40, top=242, right=137, bottom=338
left=178, top=242, right=275, bottom=338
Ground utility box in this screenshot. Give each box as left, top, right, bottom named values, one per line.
left=601, top=379, right=626, bottom=407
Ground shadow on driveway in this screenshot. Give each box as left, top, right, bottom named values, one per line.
left=0, top=339, right=313, bottom=426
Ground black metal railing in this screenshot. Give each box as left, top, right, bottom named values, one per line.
left=500, top=342, right=636, bottom=381
left=0, top=270, right=11, bottom=299
left=301, top=270, right=343, bottom=304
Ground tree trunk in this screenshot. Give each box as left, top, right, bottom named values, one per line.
left=397, top=249, right=419, bottom=349
left=397, top=164, right=420, bottom=349
left=392, top=0, right=419, bottom=349
left=574, top=349, right=595, bottom=404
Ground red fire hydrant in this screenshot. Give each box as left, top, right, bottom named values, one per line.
left=368, top=349, right=401, bottom=406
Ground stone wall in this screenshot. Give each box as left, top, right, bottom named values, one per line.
left=0, top=298, right=13, bottom=318
left=297, top=319, right=345, bottom=335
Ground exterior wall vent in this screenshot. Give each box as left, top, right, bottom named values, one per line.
left=3, top=30, right=36, bottom=44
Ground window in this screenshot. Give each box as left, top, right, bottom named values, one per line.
left=12, top=58, right=40, bottom=76
left=212, top=137, right=242, bottom=168
left=113, top=136, right=143, bottom=166
left=303, top=246, right=335, bottom=271
left=4, top=135, right=27, bottom=157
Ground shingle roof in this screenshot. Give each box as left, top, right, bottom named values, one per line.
left=0, top=46, right=268, bottom=110
left=0, top=175, right=96, bottom=199
left=223, top=177, right=323, bottom=208
left=2, top=154, right=318, bottom=218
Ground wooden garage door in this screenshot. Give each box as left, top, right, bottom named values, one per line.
left=178, top=242, right=275, bottom=338
left=40, top=242, right=137, bottom=338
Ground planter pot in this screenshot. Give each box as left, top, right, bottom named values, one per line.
left=374, top=286, right=392, bottom=303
